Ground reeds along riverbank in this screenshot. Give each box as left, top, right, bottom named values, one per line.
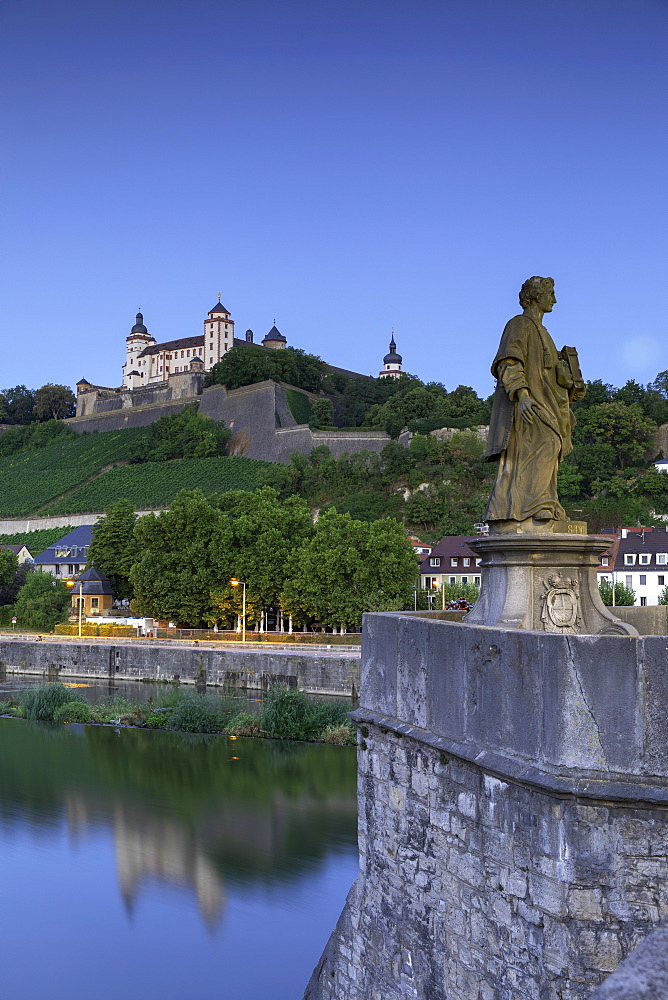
left=0, top=683, right=356, bottom=744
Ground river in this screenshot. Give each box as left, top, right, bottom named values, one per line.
left=0, top=714, right=357, bottom=999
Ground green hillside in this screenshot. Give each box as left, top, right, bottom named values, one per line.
left=0, top=427, right=272, bottom=517
left=38, top=456, right=269, bottom=515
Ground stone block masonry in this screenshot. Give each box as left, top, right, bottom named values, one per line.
left=0, top=638, right=360, bottom=698
left=304, top=614, right=668, bottom=999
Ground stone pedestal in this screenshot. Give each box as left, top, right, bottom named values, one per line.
left=464, top=533, right=638, bottom=636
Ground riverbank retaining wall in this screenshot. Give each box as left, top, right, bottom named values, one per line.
left=0, top=639, right=360, bottom=698
left=305, top=613, right=668, bottom=1000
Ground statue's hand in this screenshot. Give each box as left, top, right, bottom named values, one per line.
left=517, top=390, right=538, bottom=425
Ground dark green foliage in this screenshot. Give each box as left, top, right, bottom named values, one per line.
left=285, top=388, right=313, bottom=424
left=13, top=572, right=72, bottom=629
left=0, top=385, right=35, bottom=424
left=598, top=579, right=636, bottom=606
left=20, top=684, right=80, bottom=721
left=87, top=499, right=138, bottom=599
left=0, top=419, right=75, bottom=458
left=165, top=693, right=239, bottom=733
left=53, top=700, right=95, bottom=724
left=309, top=397, right=334, bottom=430
left=204, top=343, right=325, bottom=393
left=259, top=685, right=351, bottom=741
left=0, top=548, right=18, bottom=587
left=33, top=384, right=76, bottom=421
left=127, top=403, right=231, bottom=463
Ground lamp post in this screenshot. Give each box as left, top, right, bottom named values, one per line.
left=230, top=579, right=246, bottom=642
left=66, top=579, right=84, bottom=637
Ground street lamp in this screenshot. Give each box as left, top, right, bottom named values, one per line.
left=229, top=579, right=246, bottom=642
left=66, top=579, right=84, bottom=637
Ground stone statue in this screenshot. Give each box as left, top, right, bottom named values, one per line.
left=483, top=276, right=585, bottom=534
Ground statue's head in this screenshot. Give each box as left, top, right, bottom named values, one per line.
left=519, top=276, right=555, bottom=310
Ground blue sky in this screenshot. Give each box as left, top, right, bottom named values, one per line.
left=1, top=0, right=666, bottom=398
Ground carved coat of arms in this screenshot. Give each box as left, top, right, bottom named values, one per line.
left=540, top=574, right=581, bottom=634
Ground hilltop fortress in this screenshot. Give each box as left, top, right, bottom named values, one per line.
left=69, top=299, right=409, bottom=463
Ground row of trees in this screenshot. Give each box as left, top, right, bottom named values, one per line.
left=87, top=489, right=419, bottom=629
left=0, top=384, right=76, bottom=424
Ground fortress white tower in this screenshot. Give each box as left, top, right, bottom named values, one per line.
left=379, top=334, right=403, bottom=378
left=122, top=312, right=155, bottom=388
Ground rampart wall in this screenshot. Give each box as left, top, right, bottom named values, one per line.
left=67, top=379, right=396, bottom=463
left=0, top=638, right=360, bottom=698
left=305, top=613, right=668, bottom=999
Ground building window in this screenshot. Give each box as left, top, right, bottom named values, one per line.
left=474, top=577, right=480, bottom=585
left=601, top=557, right=609, bottom=567
left=181, top=351, right=184, bottom=358
left=449, top=577, right=456, bottom=585
left=640, top=596, right=647, bottom=606
left=626, top=575, right=633, bottom=587
left=91, top=597, right=99, bottom=609
left=463, top=558, right=470, bottom=567
left=462, top=576, right=468, bottom=584
left=475, top=558, right=482, bottom=566
left=55, top=565, right=61, bottom=575
left=659, top=576, right=665, bottom=585
left=430, top=557, right=441, bottom=567
left=640, top=554, right=650, bottom=565
left=624, top=554, right=635, bottom=565
left=640, top=575, right=647, bottom=585
left=186, top=350, right=190, bottom=357
left=450, top=558, right=458, bottom=567
left=658, top=554, right=666, bottom=565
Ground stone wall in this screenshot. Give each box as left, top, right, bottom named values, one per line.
left=68, top=379, right=396, bottom=464
left=0, top=638, right=360, bottom=697
left=305, top=613, right=668, bottom=999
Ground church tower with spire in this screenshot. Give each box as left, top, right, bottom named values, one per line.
left=379, top=334, right=403, bottom=379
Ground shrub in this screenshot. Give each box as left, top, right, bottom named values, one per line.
left=53, top=700, right=95, bottom=723
left=166, top=693, right=238, bottom=733
left=226, top=711, right=260, bottom=736
left=321, top=722, right=355, bottom=745
left=20, top=683, right=80, bottom=721
left=259, top=685, right=351, bottom=741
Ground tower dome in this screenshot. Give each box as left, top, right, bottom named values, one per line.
left=383, top=336, right=402, bottom=365
left=131, top=312, right=148, bottom=335
left=379, top=334, right=403, bottom=379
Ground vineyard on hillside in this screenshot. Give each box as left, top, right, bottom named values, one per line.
left=38, top=456, right=271, bottom=515
left=0, top=526, right=72, bottom=555
left=0, top=426, right=273, bottom=518
left=0, top=428, right=149, bottom=517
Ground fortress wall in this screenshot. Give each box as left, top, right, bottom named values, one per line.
left=305, top=614, right=668, bottom=1000
left=66, top=396, right=202, bottom=434
left=69, top=379, right=397, bottom=462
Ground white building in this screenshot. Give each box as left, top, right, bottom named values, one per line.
left=598, top=527, right=668, bottom=606
left=122, top=297, right=236, bottom=388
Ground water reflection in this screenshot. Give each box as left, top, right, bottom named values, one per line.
left=0, top=719, right=357, bottom=1000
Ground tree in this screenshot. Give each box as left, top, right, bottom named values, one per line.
left=1, top=385, right=35, bottom=424
left=309, top=398, right=334, bottom=430
left=574, top=402, right=656, bottom=469
left=211, top=487, right=313, bottom=610
left=130, top=490, right=223, bottom=625
left=598, top=579, right=636, bottom=606
left=87, top=499, right=138, bottom=599
left=128, top=403, right=230, bottom=463
left=281, top=509, right=418, bottom=629
left=13, top=571, right=72, bottom=629
left=658, top=585, right=668, bottom=606
left=0, top=548, right=18, bottom=588
left=33, top=384, right=76, bottom=421
left=204, top=343, right=325, bottom=393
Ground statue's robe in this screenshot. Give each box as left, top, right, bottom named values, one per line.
left=484, top=313, right=573, bottom=524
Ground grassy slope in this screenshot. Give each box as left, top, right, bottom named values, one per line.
left=0, top=428, right=274, bottom=518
